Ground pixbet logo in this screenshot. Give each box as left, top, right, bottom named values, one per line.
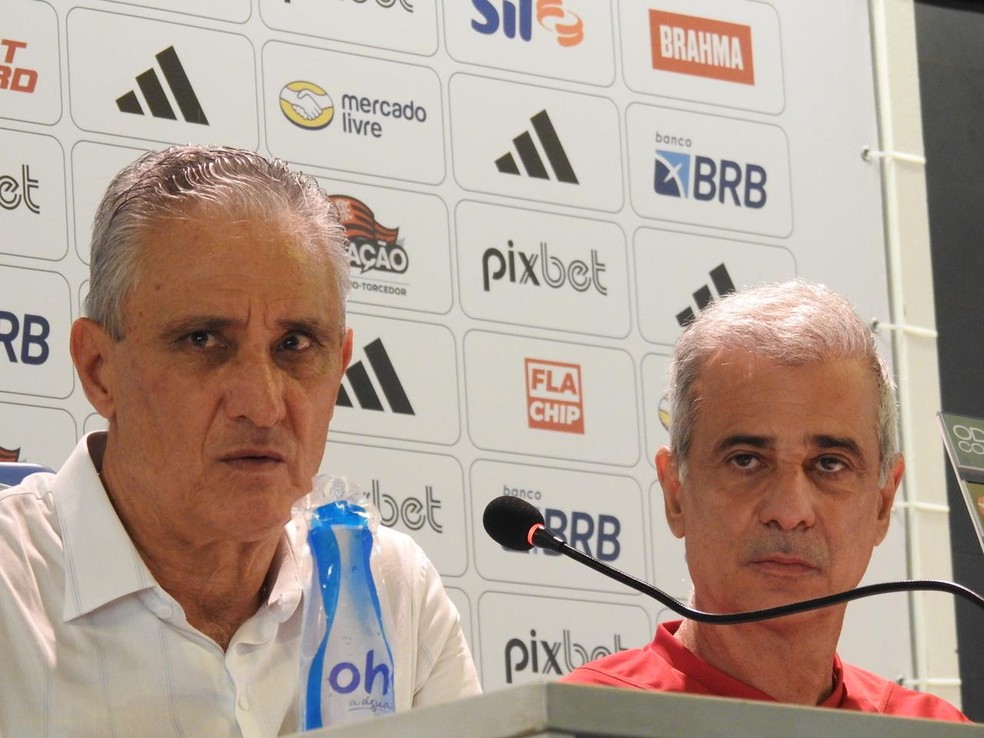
left=0, top=311, right=50, bottom=365
left=369, top=480, right=443, bottom=533
left=649, top=9, right=754, bottom=85
left=0, top=39, right=38, bottom=93
left=654, top=140, right=767, bottom=209
left=504, top=629, right=626, bottom=683
left=525, top=358, right=584, bottom=434
left=471, top=0, right=584, bottom=46
left=0, top=165, right=40, bottom=213
left=482, top=240, right=606, bottom=294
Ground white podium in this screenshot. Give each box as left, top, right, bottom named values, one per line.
left=291, top=682, right=982, bottom=737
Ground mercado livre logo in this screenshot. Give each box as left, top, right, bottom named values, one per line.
left=282, top=79, right=428, bottom=138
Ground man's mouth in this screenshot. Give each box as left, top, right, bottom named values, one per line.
left=751, top=555, right=819, bottom=575
left=220, top=448, right=287, bottom=466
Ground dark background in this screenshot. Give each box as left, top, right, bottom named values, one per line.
left=915, top=0, right=984, bottom=720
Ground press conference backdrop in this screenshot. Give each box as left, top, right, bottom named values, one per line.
left=0, top=0, right=928, bottom=697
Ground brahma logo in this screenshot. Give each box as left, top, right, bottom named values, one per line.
left=0, top=39, right=38, bottom=93
left=649, top=9, right=754, bottom=85
left=525, top=358, right=584, bottom=434
left=280, top=81, right=334, bottom=129
left=472, top=0, right=584, bottom=46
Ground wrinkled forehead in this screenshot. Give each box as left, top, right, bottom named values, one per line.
left=690, top=351, right=881, bottom=433
left=123, top=207, right=338, bottom=315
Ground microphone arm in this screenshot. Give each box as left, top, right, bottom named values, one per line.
left=529, top=524, right=984, bottom=624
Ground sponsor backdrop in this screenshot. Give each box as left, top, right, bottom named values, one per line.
left=1, top=0, right=923, bottom=695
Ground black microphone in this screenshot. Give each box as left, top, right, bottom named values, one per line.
left=483, top=495, right=984, bottom=624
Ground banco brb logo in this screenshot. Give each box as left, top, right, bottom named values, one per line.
left=525, top=358, right=584, bottom=434
left=654, top=146, right=766, bottom=209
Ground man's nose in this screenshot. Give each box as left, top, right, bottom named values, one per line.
left=222, top=350, right=287, bottom=428
left=758, top=465, right=817, bottom=531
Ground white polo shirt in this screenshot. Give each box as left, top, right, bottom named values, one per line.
left=0, top=434, right=480, bottom=737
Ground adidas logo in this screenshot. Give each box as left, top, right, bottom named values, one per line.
left=116, top=46, right=208, bottom=125
left=676, top=263, right=736, bottom=326
left=496, top=110, right=578, bottom=184
left=336, top=338, right=414, bottom=414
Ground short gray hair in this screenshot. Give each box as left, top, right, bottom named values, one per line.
left=86, top=145, right=350, bottom=340
left=666, top=280, right=899, bottom=483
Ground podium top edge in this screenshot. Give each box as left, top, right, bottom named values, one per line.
left=290, top=682, right=983, bottom=738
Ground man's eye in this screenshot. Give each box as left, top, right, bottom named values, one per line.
left=187, top=331, right=215, bottom=348
left=816, top=457, right=847, bottom=473
left=279, top=333, right=313, bottom=352
left=729, top=453, right=759, bottom=470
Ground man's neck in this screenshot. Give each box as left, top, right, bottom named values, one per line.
left=90, top=432, right=281, bottom=650
left=675, top=610, right=845, bottom=705
left=141, top=539, right=280, bottom=650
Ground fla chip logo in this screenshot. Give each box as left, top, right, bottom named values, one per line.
left=525, top=358, right=584, bottom=434
left=280, top=81, right=334, bottom=129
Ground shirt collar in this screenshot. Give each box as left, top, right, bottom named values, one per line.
left=56, top=433, right=307, bottom=628
left=655, top=620, right=845, bottom=705
left=55, top=433, right=156, bottom=622
left=820, top=654, right=847, bottom=707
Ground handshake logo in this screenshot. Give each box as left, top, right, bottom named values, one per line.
left=280, top=81, right=335, bottom=130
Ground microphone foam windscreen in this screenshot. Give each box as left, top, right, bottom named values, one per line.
left=483, top=495, right=544, bottom=551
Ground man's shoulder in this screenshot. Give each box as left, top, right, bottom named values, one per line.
left=0, top=472, right=58, bottom=541
left=561, top=646, right=668, bottom=690
left=841, top=662, right=970, bottom=721
left=369, top=524, right=434, bottom=587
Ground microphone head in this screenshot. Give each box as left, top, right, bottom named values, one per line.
left=483, top=496, right=544, bottom=551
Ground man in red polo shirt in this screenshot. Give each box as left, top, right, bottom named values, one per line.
left=563, top=281, right=969, bottom=722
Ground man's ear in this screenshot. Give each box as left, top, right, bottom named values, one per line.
left=874, top=453, right=905, bottom=546
left=70, top=318, right=118, bottom=422
left=656, top=446, right=686, bottom=539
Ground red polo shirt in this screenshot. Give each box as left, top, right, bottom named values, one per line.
left=561, top=620, right=970, bottom=722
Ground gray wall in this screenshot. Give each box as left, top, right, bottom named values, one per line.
left=915, top=0, right=984, bottom=720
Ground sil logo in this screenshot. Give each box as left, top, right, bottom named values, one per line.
left=280, top=81, right=334, bottom=130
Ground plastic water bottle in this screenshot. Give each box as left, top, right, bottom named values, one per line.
left=300, top=499, right=396, bottom=729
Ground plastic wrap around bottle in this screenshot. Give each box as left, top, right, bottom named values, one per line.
left=297, top=477, right=396, bottom=730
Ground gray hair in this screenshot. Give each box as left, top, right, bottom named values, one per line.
left=86, top=145, right=350, bottom=340
left=667, top=280, right=899, bottom=484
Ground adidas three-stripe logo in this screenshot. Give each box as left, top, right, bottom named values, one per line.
left=116, top=46, right=209, bottom=125
left=496, top=110, right=578, bottom=184
left=676, top=263, right=736, bottom=327
left=337, top=338, right=415, bottom=415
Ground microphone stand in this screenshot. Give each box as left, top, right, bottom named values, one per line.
left=530, top=525, right=984, bottom=624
